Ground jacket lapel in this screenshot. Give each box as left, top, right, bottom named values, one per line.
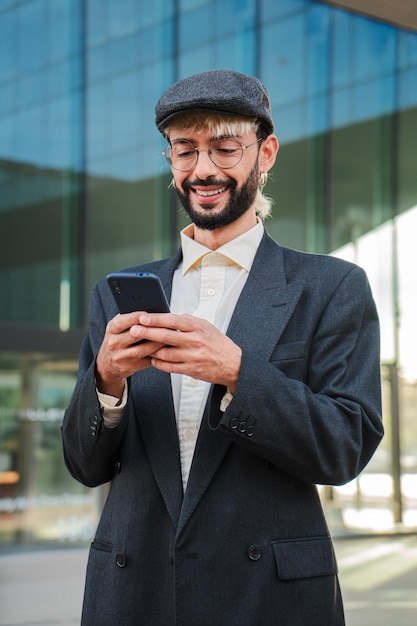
left=226, top=234, right=306, bottom=354
left=177, top=233, right=306, bottom=534
left=176, top=386, right=232, bottom=536
left=131, top=253, right=184, bottom=528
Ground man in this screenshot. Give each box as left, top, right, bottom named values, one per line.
left=62, top=70, right=383, bottom=625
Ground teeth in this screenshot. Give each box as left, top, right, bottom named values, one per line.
left=195, top=187, right=225, bottom=197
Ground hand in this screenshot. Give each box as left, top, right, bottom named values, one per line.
left=95, top=312, right=165, bottom=398
left=131, top=313, right=242, bottom=392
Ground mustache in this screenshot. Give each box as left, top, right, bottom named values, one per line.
left=182, top=177, right=236, bottom=190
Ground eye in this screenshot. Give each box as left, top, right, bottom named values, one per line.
left=176, top=148, right=196, bottom=159
left=171, top=141, right=196, bottom=159
left=211, top=140, right=241, bottom=156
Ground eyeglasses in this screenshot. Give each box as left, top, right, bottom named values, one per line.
left=162, top=137, right=262, bottom=171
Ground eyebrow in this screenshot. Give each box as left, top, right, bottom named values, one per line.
left=212, top=133, right=241, bottom=141
left=170, top=134, right=242, bottom=145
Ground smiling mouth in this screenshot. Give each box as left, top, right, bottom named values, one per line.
left=192, top=186, right=227, bottom=199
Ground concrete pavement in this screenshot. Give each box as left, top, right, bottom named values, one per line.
left=1, top=535, right=417, bottom=625
left=0, top=546, right=87, bottom=625
left=336, top=534, right=417, bottom=626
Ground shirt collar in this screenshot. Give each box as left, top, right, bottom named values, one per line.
left=180, top=219, right=264, bottom=275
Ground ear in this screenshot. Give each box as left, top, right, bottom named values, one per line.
left=259, top=134, right=279, bottom=172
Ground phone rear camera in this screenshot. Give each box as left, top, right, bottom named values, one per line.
left=112, top=280, right=121, bottom=295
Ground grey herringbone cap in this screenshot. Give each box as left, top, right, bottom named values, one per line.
left=155, top=69, right=274, bottom=135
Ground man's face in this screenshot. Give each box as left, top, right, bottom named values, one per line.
left=168, top=127, right=261, bottom=231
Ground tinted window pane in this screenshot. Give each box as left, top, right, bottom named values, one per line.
left=353, top=17, right=396, bottom=82
left=261, top=14, right=306, bottom=109
left=261, top=0, right=307, bottom=22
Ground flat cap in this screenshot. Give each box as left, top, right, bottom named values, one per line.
left=155, top=69, right=274, bottom=135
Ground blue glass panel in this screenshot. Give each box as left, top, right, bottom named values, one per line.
left=215, top=30, right=256, bottom=75
left=89, top=145, right=159, bottom=181
left=87, top=82, right=110, bottom=159
left=108, top=34, right=137, bottom=76
left=87, top=0, right=108, bottom=46
left=352, top=74, right=396, bottom=123
left=17, top=0, right=47, bottom=73
left=144, top=138, right=170, bottom=179
left=398, top=30, right=417, bottom=67
left=273, top=101, right=307, bottom=144
left=332, top=86, right=352, bottom=128
left=45, top=96, right=69, bottom=169
left=17, top=70, right=47, bottom=109
left=138, top=21, right=174, bottom=66
left=15, top=104, right=47, bottom=166
left=178, top=45, right=213, bottom=77
left=129, top=59, right=175, bottom=148
left=180, top=0, right=211, bottom=10
left=87, top=63, right=168, bottom=168
left=399, top=67, right=417, bottom=110
left=47, top=0, right=81, bottom=62
left=47, top=56, right=83, bottom=99
left=139, top=0, right=175, bottom=28
left=308, top=93, right=329, bottom=135
left=332, top=9, right=353, bottom=89
left=48, top=63, right=66, bottom=98
left=68, top=91, right=83, bottom=171
left=307, top=4, right=330, bottom=96
left=107, top=0, right=138, bottom=38
left=0, top=114, right=15, bottom=160
left=136, top=63, right=172, bottom=144
left=45, top=93, right=82, bottom=170
left=0, top=7, right=17, bottom=81
left=108, top=148, right=141, bottom=181
left=109, top=72, right=140, bottom=153
left=88, top=44, right=109, bottom=83
left=353, top=17, right=396, bottom=82
left=179, top=4, right=213, bottom=50
left=261, top=13, right=306, bottom=109
left=332, top=74, right=397, bottom=129
left=214, top=0, right=256, bottom=38
left=261, top=0, right=307, bottom=22
left=0, top=80, right=15, bottom=116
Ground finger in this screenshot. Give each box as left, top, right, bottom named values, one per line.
left=131, top=324, right=189, bottom=349
left=134, top=341, right=166, bottom=359
left=151, top=344, right=186, bottom=363
left=108, top=311, right=150, bottom=334
left=138, top=312, right=198, bottom=332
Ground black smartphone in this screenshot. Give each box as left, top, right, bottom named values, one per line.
left=106, top=272, right=170, bottom=314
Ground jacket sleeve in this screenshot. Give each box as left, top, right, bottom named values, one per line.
left=61, top=282, right=129, bottom=487
left=209, top=264, right=383, bottom=486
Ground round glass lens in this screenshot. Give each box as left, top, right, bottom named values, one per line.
left=164, top=138, right=245, bottom=171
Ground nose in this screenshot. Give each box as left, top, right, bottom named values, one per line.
left=193, top=148, right=219, bottom=178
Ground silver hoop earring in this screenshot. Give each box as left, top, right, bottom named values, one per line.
left=259, top=171, right=268, bottom=189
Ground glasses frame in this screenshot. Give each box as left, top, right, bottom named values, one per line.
left=162, top=137, right=263, bottom=171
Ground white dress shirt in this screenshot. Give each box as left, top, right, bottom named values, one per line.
left=99, top=219, right=264, bottom=491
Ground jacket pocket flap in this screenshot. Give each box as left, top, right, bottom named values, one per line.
left=272, top=536, right=338, bottom=580
left=270, top=341, right=305, bottom=362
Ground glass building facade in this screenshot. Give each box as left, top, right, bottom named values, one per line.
left=0, top=0, right=416, bottom=546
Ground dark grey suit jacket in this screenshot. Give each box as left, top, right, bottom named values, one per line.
left=62, top=232, right=383, bottom=625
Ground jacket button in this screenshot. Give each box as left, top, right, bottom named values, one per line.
left=238, top=421, right=247, bottom=433
left=229, top=417, right=239, bottom=429
left=248, top=545, right=262, bottom=561
left=115, top=461, right=121, bottom=473
left=116, top=553, right=127, bottom=568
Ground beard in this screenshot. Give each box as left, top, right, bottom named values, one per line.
left=174, top=161, right=259, bottom=231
